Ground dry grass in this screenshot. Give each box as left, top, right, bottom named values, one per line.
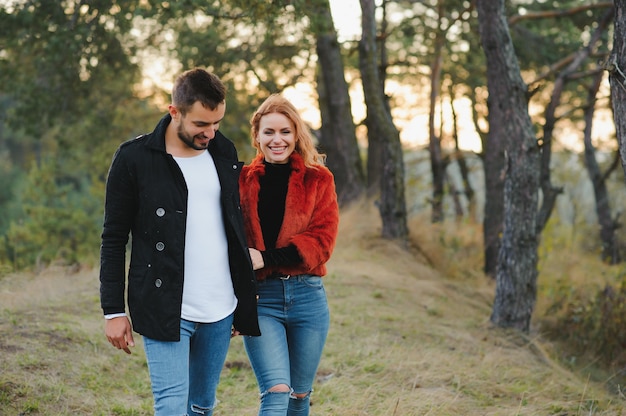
left=1, top=200, right=625, bottom=415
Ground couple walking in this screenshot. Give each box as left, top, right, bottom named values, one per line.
left=99, top=68, right=339, bottom=415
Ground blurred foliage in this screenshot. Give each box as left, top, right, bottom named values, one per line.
left=0, top=151, right=24, bottom=236
left=0, top=0, right=159, bottom=272
left=0, top=0, right=142, bottom=136
left=3, top=158, right=101, bottom=269
left=141, top=0, right=317, bottom=151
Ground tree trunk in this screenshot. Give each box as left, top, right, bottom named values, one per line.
left=478, top=0, right=541, bottom=333
left=428, top=14, right=445, bottom=223
left=448, top=83, right=475, bottom=219
left=359, top=0, right=408, bottom=241
left=609, top=0, right=626, bottom=181
left=482, top=129, right=506, bottom=278
left=536, top=68, right=564, bottom=233
left=479, top=52, right=505, bottom=278
left=365, top=0, right=390, bottom=195
left=365, top=112, right=386, bottom=195
left=584, top=69, right=622, bottom=263
left=309, top=0, right=366, bottom=207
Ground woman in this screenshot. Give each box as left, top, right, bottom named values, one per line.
left=239, top=93, right=339, bottom=415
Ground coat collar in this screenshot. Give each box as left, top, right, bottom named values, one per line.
left=143, top=114, right=171, bottom=152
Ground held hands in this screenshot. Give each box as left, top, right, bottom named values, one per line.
left=248, top=248, right=264, bottom=271
left=105, top=316, right=135, bottom=354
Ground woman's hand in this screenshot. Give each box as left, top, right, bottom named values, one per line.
left=248, top=248, right=265, bottom=270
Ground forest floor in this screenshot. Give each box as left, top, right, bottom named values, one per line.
left=1, top=200, right=625, bottom=415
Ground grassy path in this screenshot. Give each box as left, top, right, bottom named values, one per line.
left=1, top=205, right=624, bottom=415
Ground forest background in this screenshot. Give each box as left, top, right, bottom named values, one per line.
left=3, top=0, right=626, bottom=413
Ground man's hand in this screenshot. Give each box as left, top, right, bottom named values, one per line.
left=105, top=316, right=135, bottom=354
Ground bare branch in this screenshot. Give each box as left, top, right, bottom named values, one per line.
left=508, top=2, right=613, bottom=26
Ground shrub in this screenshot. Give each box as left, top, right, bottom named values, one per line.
left=546, top=269, right=626, bottom=387
left=1, top=159, right=101, bottom=270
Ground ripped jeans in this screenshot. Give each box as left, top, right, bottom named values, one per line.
left=244, top=275, right=330, bottom=416
left=143, top=314, right=234, bottom=416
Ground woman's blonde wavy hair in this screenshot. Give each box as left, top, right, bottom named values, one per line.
left=250, top=93, right=326, bottom=168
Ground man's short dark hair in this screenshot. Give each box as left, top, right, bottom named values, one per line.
left=172, top=68, right=226, bottom=115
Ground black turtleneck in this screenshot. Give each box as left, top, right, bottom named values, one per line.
left=258, top=161, right=302, bottom=267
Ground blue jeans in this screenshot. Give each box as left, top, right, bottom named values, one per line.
left=143, top=314, right=234, bottom=416
left=244, top=275, right=330, bottom=416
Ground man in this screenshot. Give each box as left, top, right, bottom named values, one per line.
left=99, top=68, right=260, bottom=416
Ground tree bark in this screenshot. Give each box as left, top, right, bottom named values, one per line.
left=477, top=21, right=505, bottom=278
left=359, top=0, right=408, bottom=241
left=478, top=0, right=541, bottom=333
left=308, top=0, right=366, bottom=207
left=609, top=0, right=626, bottom=181
left=481, top=119, right=506, bottom=279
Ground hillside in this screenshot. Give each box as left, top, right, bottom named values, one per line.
left=0, top=201, right=624, bottom=415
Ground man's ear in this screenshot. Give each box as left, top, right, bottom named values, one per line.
left=168, top=105, right=180, bottom=121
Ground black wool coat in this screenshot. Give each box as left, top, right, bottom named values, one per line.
left=99, top=114, right=260, bottom=341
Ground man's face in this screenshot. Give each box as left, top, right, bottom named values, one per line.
left=176, top=101, right=226, bottom=150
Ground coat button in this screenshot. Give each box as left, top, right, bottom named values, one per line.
left=232, top=164, right=237, bottom=169
left=155, top=278, right=162, bottom=288
left=156, top=242, right=165, bottom=251
left=156, top=208, right=165, bottom=217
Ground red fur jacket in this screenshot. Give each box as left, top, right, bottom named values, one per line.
left=239, top=153, right=339, bottom=280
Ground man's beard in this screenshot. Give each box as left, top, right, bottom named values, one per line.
left=177, top=125, right=209, bottom=150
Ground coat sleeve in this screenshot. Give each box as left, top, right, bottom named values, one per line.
left=99, top=146, right=137, bottom=315
left=287, top=168, right=339, bottom=272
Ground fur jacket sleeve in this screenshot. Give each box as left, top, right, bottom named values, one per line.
left=239, top=153, right=339, bottom=280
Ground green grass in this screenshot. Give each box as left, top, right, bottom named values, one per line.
left=1, top=201, right=625, bottom=415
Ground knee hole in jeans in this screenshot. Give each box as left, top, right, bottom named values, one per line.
left=292, top=390, right=312, bottom=400
left=260, top=384, right=292, bottom=400
left=268, top=383, right=291, bottom=393
left=191, top=402, right=216, bottom=414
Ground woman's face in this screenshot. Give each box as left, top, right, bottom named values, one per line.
left=256, top=112, right=296, bottom=164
